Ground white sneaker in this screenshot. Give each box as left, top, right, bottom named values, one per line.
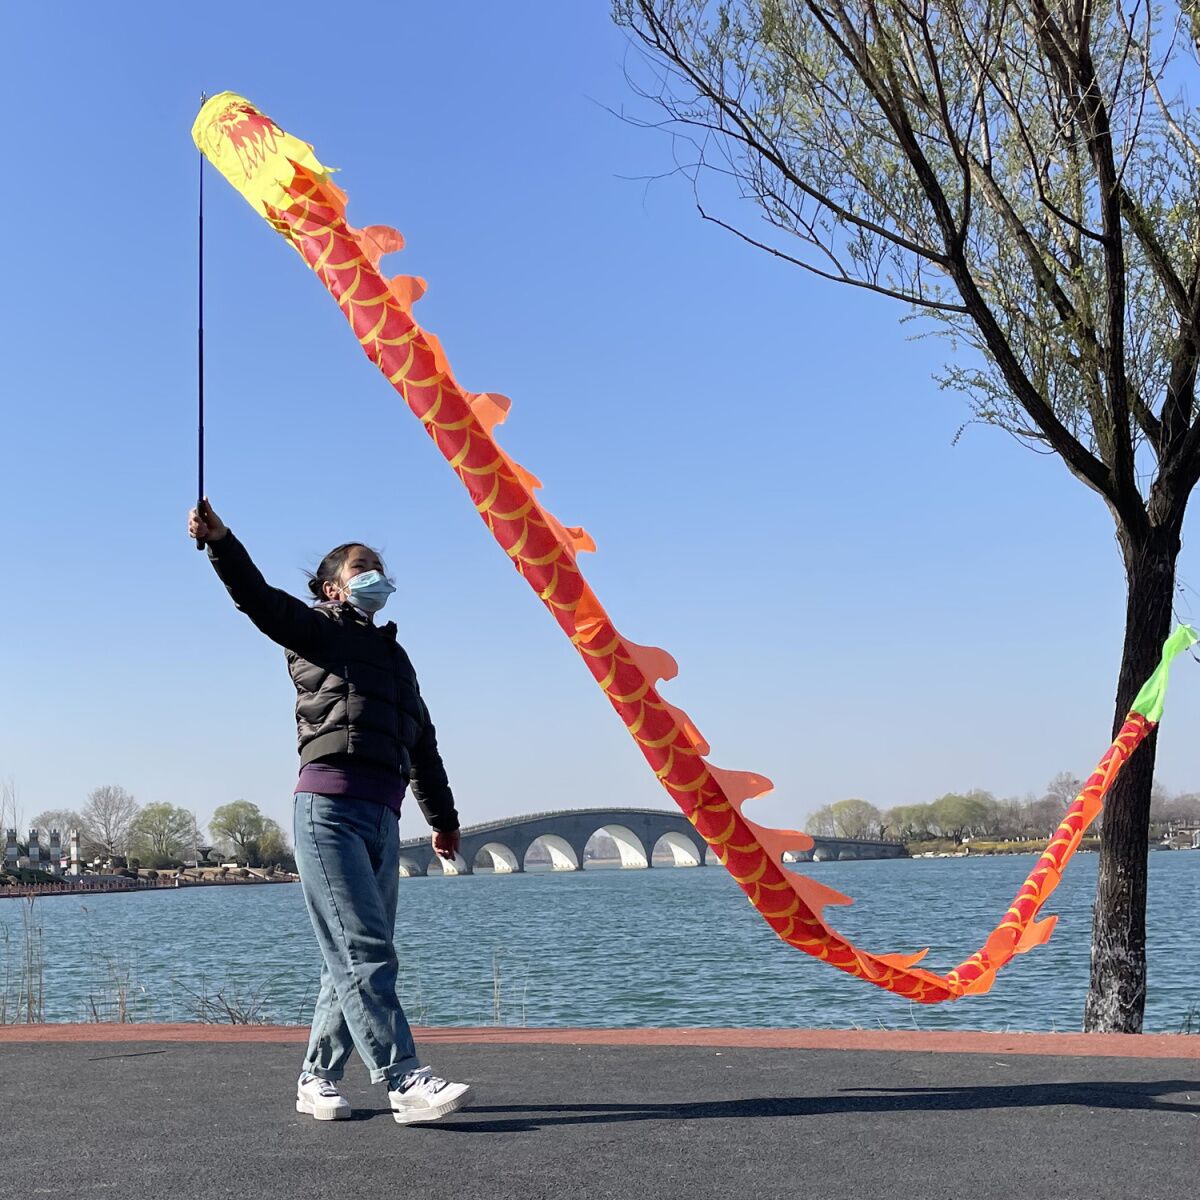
left=388, top=1067, right=472, bottom=1124
left=296, top=1072, right=352, bottom=1120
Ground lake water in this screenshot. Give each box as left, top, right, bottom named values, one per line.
left=3, top=852, right=1198, bottom=1031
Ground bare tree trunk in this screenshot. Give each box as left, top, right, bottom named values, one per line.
left=1084, top=525, right=1180, bottom=1032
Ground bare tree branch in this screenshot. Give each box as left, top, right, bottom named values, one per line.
left=615, top=0, right=1200, bottom=1035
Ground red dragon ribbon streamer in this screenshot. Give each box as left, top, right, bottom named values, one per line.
left=194, top=93, right=1197, bottom=1002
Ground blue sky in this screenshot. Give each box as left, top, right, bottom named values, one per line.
left=2, top=1, right=1197, bottom=844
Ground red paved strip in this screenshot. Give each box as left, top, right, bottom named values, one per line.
left=0, top=1023, right=1197, bottom=1059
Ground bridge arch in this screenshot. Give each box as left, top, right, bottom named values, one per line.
left=473, top=842, right=520, bottom=874
left=523, top=834, right=578, bottom=872
left=652, top=831, right=703, bottom=867
left=397, top=854, right=426, bottom=878
left=583, top=823, right=648, bottom=869
left=426, top=850, right=471, bottom=875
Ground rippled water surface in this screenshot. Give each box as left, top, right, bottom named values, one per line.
left=4, top=852, right=1198, bottom=1031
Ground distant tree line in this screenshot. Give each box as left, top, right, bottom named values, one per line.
left=807, top=773, right=1200, bottom=845
left=11, top=785, right=296, bottom=872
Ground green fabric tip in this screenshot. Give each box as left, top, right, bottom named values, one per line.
left=1131, top=625, right=1200, bottom=722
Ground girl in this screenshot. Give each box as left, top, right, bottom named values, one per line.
left=188, top=499, right=471, bottom=1125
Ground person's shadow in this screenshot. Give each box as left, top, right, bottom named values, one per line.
left=395, top=1078, right=1200, bottom=1133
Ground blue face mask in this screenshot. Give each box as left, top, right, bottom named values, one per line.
left=343, top=570, right=396, bottom=613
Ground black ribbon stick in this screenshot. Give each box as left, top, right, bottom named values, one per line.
left=196, top=92, right=207, bottom=549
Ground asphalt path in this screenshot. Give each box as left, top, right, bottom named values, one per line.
left=3, top=1035, right=1197, bottom=1199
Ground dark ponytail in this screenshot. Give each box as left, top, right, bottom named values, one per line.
left=306, top=542, right=386, bottom=601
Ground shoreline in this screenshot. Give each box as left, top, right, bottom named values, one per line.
left=5, top=844, right=1193, bottom=900
left=0, top=876, right=300, bottom=901
left=0, top=1022, right=1197, bottom=1057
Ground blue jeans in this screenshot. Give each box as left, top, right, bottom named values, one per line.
left=293, top=792, right=421, bottom=1085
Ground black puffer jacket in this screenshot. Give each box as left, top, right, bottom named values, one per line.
left=206, top=531, right=458, bottom=832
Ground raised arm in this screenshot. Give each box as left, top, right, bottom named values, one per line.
left=189, top=500, right=327, bottom=656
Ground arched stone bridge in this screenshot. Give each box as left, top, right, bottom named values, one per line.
left=787, top=837, right=909, bottom=863
left=396, top=807, right=907, bottom=876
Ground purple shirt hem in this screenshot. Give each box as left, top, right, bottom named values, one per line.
left=295, top=760, right=407, bottom=817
